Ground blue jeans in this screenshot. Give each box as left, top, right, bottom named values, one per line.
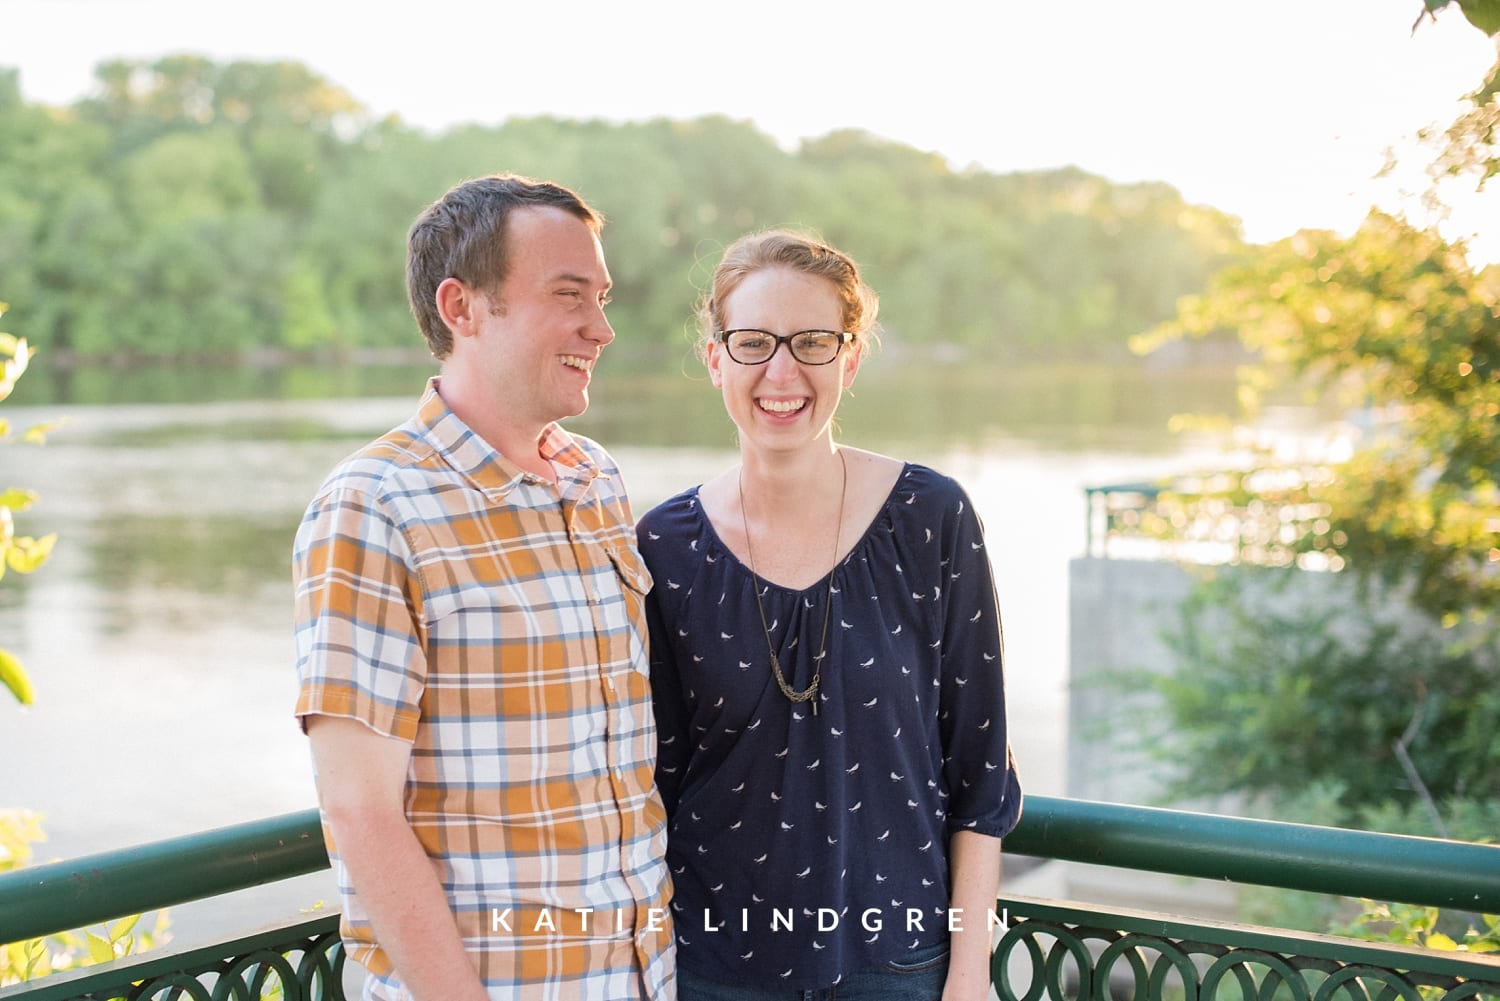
left=676, top=941, right=951, bottom=1001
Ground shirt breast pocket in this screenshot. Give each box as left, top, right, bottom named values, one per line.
left=604, top=542, right=653, bottom=673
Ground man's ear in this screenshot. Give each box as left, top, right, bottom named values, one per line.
left=435, top=277, right=478, bottom=340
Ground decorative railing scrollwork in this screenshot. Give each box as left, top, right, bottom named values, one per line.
left=995, top=899, right=1500, bottom=1001
left=1, top=918, right=347, bottom=1001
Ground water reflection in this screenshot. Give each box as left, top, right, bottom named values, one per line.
left=89, top=516, right=293, bottom=624
left=9, top=353, right=1241, bottom=453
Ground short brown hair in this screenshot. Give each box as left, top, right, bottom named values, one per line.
left=406, top=174, right=603, bottom=358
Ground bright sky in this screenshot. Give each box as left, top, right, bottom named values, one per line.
left=6, top=0, right=1498, bottom=260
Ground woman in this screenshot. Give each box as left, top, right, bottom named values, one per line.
left=638, top=230, right=1023, bottom=1000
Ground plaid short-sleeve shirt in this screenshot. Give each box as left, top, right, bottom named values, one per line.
left=293, top=379, right=674, bottom=1001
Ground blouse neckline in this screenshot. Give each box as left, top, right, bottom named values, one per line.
left=687, top=461, right=912, bottom=596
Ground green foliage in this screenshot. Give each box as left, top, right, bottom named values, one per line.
left=1, top=305, right=61, bottom=705
left=1131, top=125, right=1499, bottom=937
left=1145, top=569, right=1500, bottom=817
left=1422, top=49, right=1500, bottom=216
left=1138, top=212, right=1500, bottom=622
left=1132, top=26, right=1500, bottom=842
left=0, top=345, right=164, bottom=977
left=1340, top=902, right=1500, bottom=958
left=0, top=56, right=1243, bottom=365
left=1421, top=0, right=1500, bottom=35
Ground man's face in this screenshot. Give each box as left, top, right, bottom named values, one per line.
left=468, top=206, right=615, bottom=430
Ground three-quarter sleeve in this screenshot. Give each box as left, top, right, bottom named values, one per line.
left=935, top=485, right=1023, bottom=839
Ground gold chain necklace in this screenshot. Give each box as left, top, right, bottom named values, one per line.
left=737, top=449, right=847, bottom=717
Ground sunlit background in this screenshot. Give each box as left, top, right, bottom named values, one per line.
left=2, top=0, right=1497, bottom=947
left=8, top=0, right=1498, bottom=259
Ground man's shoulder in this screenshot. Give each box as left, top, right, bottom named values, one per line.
left=304, top=420, right=450, bottom=515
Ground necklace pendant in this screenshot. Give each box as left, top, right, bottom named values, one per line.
left=740, top=452, right=845, bottom=718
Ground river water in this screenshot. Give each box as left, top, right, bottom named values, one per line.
left=0, top=353, right=1261, bottom=941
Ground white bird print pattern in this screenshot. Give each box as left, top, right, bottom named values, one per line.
left=635, top=466, right=1020, bottom=989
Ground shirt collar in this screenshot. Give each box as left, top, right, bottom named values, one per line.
left=416, top=377, right=607, bottom=497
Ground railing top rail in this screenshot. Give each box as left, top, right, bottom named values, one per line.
left=1004, top=797, right=1500, bottom=914
left=0, top=809, right=328, bottom=945
left=3, top=797, right=1498, bottom=946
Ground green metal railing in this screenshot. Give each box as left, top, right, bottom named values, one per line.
left=3, top=797, right=1498, bottom=1000
left=1084, top=471, right=1339, bottom=567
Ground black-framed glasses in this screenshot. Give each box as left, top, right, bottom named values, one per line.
left=716, top=328, right=853, bottom=366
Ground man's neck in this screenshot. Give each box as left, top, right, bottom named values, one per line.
left=433, top=372, right=555, bottom=481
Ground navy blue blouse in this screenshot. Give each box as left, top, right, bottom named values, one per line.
left=638, top=463, right=1023, bottom=991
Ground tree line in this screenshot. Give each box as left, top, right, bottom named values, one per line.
left=0, top=56, right=1246, bottom=366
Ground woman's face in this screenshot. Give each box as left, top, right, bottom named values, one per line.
left=707, top=267, right=860, bottom=455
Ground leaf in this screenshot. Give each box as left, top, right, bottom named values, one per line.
left=22, top=418, right=67, bottom=444
left=1426, top=932, right=1459, bottom=950
left=21, top=936, right=48, bottom=978
left=0, top=337, right=30, bottom=402
left=6, top=533, right=57, bottom=574
left=1455, top=0, right=1500, bottom=33
left=0, top=648, right=34, bottom=705
left=0, top=488, right=37, bottom=511
left=108, top=914, right=140, bottom=941
left=85, top=930, right=114, bottom=964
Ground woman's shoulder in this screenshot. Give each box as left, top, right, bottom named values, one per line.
left=636, top=485, right=705, bottom=550
left=883, top=457, right=971, bottom=511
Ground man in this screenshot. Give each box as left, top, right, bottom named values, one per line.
left=292, top=174, right=673, bottom=1001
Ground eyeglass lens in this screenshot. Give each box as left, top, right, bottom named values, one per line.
left=725, top=330, right=843, bottom=365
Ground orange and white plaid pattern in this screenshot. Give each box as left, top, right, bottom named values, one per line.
left=294, top=379, right=673, bottom=1001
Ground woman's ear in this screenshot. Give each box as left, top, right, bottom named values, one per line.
left=841, top=343, right=863, bottom=389
left=706, top=339, right=725, bottom=388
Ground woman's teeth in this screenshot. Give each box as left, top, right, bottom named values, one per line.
left=759, top=398, right=806, bottom=414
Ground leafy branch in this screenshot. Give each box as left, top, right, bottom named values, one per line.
left=1, top=303, right=61, bottom=706
left=1416, top=0, right=1500, bottom=34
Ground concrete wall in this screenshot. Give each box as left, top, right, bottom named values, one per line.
left=1066, top=557, right=1199, bottom=807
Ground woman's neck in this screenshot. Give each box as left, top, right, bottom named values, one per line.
left=737, top=443, right=844, bottom=515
